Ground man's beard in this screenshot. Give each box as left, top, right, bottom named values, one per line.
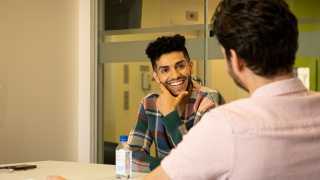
left=228, top=62, right=249, bottom=92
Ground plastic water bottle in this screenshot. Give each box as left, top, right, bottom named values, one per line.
left=116, top=135, right=132, bottom=179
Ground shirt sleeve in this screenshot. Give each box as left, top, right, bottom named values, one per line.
left=127, top=102, right=161, bottom=172
left=161, top=110, right=183, bottom=147
left=161, top=109, right=234, bottom=180
left=194, top=90, right=225, bottom=124
left=212, top=91, right=225, bottom=106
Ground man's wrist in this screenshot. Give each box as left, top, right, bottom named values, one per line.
left=161, top=108, right=175, bottom=116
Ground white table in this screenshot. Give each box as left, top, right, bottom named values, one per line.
left=0, top=161, right=146, bottom=180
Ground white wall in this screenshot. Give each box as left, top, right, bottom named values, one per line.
left=0, top=0, right=93, bottom=164
left=78, top=0, right=96, bottom=163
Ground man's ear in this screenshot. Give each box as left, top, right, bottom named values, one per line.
left=189, top=60, right=193, bottom=73
left=153, top=71, right=160, bottom=83
left=229, top=49, right=245, bottom=74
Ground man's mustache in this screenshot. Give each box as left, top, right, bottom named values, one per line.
left=165, top=76, right=187, bottom=84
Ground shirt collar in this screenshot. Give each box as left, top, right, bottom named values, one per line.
left=251, top=78, right=307, bottom=97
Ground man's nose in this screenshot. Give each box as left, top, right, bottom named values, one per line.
left=170, top=69, right=181, bottom=79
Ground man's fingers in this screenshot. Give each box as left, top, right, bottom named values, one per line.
left=175, top=91, right=188, bottom=103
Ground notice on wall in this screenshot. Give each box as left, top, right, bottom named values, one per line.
left=297, top=67, right=310, bottom=90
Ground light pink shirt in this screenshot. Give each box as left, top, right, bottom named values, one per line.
left=161, top=78, right=320, bottom=180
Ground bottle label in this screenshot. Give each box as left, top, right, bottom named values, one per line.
left=116, top=149, right=132, bottom=177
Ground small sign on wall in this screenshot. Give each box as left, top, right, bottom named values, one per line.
left=185, top=10, right=199, bottom=21
left=123, top=91, right=129, bottom=111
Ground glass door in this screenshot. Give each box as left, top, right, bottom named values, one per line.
left=98, top=0, right=211, bottom=164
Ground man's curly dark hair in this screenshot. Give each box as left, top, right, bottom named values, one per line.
left=212, top=0, right=298, bottom=77
left=145, top=34, right=190, bottom=69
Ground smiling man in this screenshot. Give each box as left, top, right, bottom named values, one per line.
left=127, top=34, right=224, bottom=172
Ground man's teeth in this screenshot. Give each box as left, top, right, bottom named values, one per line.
left=169, top=80, right=184, bottom=86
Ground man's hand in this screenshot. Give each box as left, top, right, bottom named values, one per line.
left=47, top=176, right=66, bottom=180
left=144, top=166, right=170, bottom=180
left=156, top=83, right=188, bottom=116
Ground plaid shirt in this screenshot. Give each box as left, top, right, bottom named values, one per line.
left=128, top=81, right=224, bottom=172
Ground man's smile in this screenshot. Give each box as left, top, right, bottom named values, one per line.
left=167, top=79, right=185, bottom=86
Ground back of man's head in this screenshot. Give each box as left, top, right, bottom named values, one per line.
left=212, top=0, right=298, bottom=78
left=145, top=34, right=190, bottom=70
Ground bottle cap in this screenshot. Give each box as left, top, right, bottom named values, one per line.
left=119, top=135, right=128, bottom=142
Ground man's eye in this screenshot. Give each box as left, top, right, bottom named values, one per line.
left=177, top=63, right=187, bottom=69
left=159, top=68, right=169, bottom=74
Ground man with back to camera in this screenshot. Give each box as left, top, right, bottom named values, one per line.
left=127, top=34, right=225, bottom=172
left=144, top=0, right=320, bottom=179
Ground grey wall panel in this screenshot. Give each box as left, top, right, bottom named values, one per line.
left=101, top=31, right=320, bottom=63
left=101, top=38, right=205, bottom=63
left=298, top=31, right=320, bottom=57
